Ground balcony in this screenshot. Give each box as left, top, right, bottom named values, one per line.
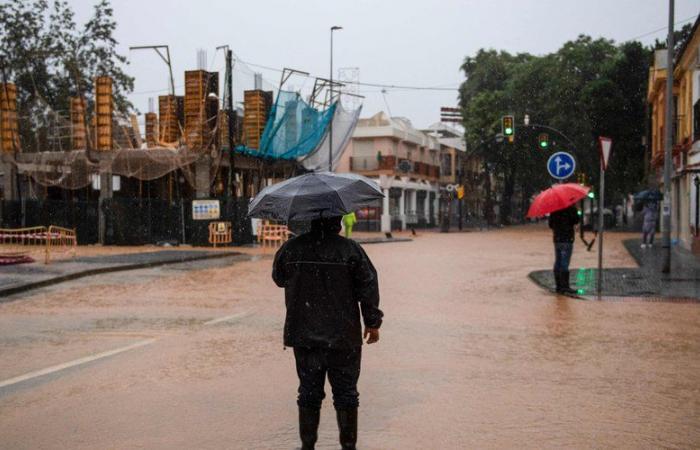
left=350, top=155, right=439, bottom=180
left=350, top=155, right=397, bottom=172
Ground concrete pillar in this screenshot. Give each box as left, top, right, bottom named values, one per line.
left=195, top=159, right=211, bottom=199
left=98, top=172, right=113, bottom=245
left=410, top=189, right=417, bottom=215
left=2, top=162, right=16, bottom=201
left=433, top=191, right=440, bottom=224
left=399, top=188, right=406, bottom=230
left=424, top=187, right=431, bottom=223
left=381, top=188, right=391, bottom=233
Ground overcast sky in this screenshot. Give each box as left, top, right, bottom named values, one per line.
left=68, top=0, right=699, bottom=129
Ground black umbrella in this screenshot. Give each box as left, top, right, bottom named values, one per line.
left=248, top=172, right=384, bottom=222
left=633, top=189, right=662, bottom=202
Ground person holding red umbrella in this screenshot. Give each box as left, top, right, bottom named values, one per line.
left=527, top=183, right=589, bottom=295
left=548, top=205, right=580, bottom=294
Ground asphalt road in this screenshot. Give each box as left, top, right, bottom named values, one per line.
left=1, top=226, right=699, bottom=449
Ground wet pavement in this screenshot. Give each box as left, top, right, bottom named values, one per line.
left=0, top=250, right=244, bottom=299
left=529, top=238, right=700, bottom=300
left=0, top=225, right=699, bottom=449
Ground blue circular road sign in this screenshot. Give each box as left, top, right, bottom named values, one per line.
left=547, top=151, right=576, bottom=180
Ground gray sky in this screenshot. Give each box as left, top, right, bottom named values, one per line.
left=69, top=0, right=699, bottom=129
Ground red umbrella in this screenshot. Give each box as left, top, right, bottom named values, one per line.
left=526, top=183, right=590, bottom=218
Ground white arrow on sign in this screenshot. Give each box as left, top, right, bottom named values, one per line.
left=599, top=136, right=612, bottom=170
left=554, top=156, right=571, bottom=175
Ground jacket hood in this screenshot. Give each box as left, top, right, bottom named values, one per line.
left=310, top=216, right=342, bottom=236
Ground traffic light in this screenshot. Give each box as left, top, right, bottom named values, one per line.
left=502, top=115, right=514, bottom=137
left=587, top=191, right=595, bottom=199
left=538, top=133, right=549, bottom=149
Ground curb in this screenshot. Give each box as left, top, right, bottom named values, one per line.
left=354, top=238, right=413, bottom=245
left=527, top=271, right=584, bottom=300
left=0, top=252, right=246, bottom=301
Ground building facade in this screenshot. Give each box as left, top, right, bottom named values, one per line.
left=648, top=16, right=700, bottom=253
left=423, top=122, right=485, bottom=227
left=337, top=112, right=441, bottom=232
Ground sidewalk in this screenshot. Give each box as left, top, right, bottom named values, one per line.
left=0, top=249, right=245, bottom=300
left=529, top=239, right=700, bottom=301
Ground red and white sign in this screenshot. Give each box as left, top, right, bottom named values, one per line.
left=599, top=136, right=613, bottom=170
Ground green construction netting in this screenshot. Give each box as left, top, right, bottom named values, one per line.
left=235, top=90, right=336, bottom=160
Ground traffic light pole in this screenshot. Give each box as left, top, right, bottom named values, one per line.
left=597, top=163, right=605, bottom=295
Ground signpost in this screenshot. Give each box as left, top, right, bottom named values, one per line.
left=597, top=137, right=613, bottom=295
left=546, top=151, right=576, bottom=180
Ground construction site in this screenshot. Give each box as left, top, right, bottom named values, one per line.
left=0, top=50, right=361, bottom=253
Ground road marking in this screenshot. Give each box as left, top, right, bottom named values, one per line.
left=204, top=311, right=253, bottom=326
left=0, top=338, right=156, bottom=390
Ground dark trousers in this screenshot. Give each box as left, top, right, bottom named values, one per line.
left=553, top=242, right=573, bottom=272
left=294, top=346, right=361, bottom=410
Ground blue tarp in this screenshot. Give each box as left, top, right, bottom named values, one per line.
left=235, top=91, right=336, bottom=160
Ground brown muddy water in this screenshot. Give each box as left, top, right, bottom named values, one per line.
left=0, top=225, right=698, bottom=449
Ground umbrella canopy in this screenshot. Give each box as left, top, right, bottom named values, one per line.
left=526, top=183, right=590, bottom=218
left=633, top=189, right=662, bottom=202
left=248, top=172, right=384, bottom=222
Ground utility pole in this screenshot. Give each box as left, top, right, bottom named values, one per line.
left=329, top=26, right=342, bottom=172
left=662, top=0, right=674, bottom=274
left=224, top=48, right=235, bottom=197
left=458, top=163, right=463, bottom=231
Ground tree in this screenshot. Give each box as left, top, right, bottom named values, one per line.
left=0, top=0, right=133, bottom=151
left=458, top=35, right=652, bottom=224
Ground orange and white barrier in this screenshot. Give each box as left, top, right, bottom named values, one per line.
left=257, top=223, right=291, bottom=249
left=208, top=221, right=232, bottom=247
left=0, top=226, right=77, bottom=264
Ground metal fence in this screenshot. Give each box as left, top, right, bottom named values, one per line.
left=1, top=197, right=253, bottom=246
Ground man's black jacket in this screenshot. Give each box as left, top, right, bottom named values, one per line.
left=272, top=224, right=383, bottom=349
left=548, top=206, right=580, bottom=243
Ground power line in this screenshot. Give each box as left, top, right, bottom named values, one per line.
left=626, top=13, right=697, bottom=41
left=236, top=58, right=462, bottom=92
left=129, top=14, right=699, bottom=99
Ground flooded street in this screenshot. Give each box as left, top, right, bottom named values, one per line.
left=1, top=225, right=699, bottom=449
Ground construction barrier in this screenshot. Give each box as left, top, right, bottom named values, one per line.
left=0, top=225, right=77, bottom=264
left=208, top=221, right=232, bottom=247
left=257, top=223, right=290, bottom=249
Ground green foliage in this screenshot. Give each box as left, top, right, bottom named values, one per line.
left=653, top=22, right=693, bottom=54
left=458, top=35, right=651, bottom=223
left=0, top=0, right=133, bottom=123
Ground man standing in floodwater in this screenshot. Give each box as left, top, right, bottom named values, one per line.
left=548, top=205, right=580, bottom=295
left=272, top=216, right=383, bottom=450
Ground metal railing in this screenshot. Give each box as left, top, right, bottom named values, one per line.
left=0, top=225, right=77, bottom=264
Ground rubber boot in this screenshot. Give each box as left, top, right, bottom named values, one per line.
left=299, top=406, right=320, bottom=450
left=336, top=408, right=358, bottom=450
left=553, top=270, right=564, bottom=293
left=560, top=270, right=577, bottom=295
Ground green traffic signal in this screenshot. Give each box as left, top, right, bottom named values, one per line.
left=538, top=133, right=549, bottom=149
left=587, top=192, right=595, bottom=199
left=539, top=140, right=548, bottom=148
left=502, top=115, right=515, bottom=137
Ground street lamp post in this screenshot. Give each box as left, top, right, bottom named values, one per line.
left=662, top=0, right=674, bottom=274
left=330, top=26, right=342, bottom=172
